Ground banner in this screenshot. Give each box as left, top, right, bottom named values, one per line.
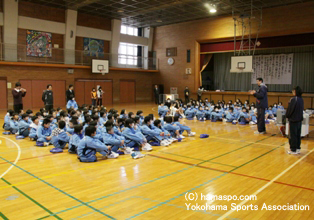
left=251, top=54, right=293, bottom=84
left=26, top=30, right=52, bottom=57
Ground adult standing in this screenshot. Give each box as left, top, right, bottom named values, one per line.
left=250, top=78, right=268, bottom=134
left=197, top=86, right=204, bottom=101
left=91, top=88, right=97, bottom=106
left=286, top=86, right=304, bottom=155
left=12, top=82, right=27, bottom=113
left=42, top=84, right=54, bottom=113
left=154, top=85, right=159, bottom=105
left=97, top=86, right=104, bottom=106
left=184, top=86, right=190, bottom=104
left=66, top=84, right=75, bottom=102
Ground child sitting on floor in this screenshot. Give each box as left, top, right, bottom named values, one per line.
left=36, top=118, right=52, bottom=146
left=122, top=119, right=152, bottom=151
left=77, top=126, right=118, bottom=162
left=29, top=116, right=39, bottom=141
left=51, top=121, right=71, bottom=149
left=173, top=116, right=196, bottom=137
left=18, top=114, right=31, bottom=137
left=103, top=126, right=133, bottom=154
left=68, top=125, right=84, bottom=154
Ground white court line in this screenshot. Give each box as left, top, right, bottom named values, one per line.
left=217, top=148, right=314, bottom=220
left=0, top=136, right=21, bottom=179
left=152, top=107, right=157, bottom=112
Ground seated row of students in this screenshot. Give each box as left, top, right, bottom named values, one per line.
left=2, top=105, right=196, bottom=162
left=158, top=98, right=285, bottom=124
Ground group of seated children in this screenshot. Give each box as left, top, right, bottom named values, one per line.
left=158, top=98, right=285, bottom=125
left=2, top=105, right=196, bottom=162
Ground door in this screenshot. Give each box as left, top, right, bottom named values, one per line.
left=0, top=80, right=7, bottom=109
left=74, top=81, right=85, bottom=106
left=120, top=80, right=135, bottom=103
left=31, top=80, right=52, bottom=108
left=75, top=80, right=113, bottom=106
left=84, top=81, right=95, bottom=106
left=97, top=81, right=113, bottom=105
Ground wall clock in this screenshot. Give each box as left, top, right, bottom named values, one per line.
left=168, top=57, right=175, bottom=65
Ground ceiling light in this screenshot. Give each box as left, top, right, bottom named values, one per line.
left=204, top=3, right=217, bottom=13
left=117, top=9, right=124, bottom=13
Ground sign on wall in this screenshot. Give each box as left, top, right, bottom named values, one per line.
left=251, top=54, right=293, bottom=84
left=83, top=38, right=105, bottom=57
left=26, top=30, right=52, bottom=57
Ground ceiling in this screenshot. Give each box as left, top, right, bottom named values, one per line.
left=21, top=0, right=313, bottom=27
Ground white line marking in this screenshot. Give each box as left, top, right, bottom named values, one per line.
left=0, top=136, right=21, bottom=179
left=152, top=107, right=157, bottom=112
left=218, top=148, right=314, bottom=220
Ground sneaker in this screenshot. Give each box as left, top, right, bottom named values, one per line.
left=160, top=140, right=169, bottom=146
left=124, top=147, right=134, bottom=154
left=107, top=152, right=119, bottom=159
left=179, top=135, right=185, bottom=139
left=30, top=138, right=34, bottom=141
left=188, top=132, right=195, bottom=137
left=132, top=152, right=146, bottom=159
left=171, top=138, right=178, bottom=142
left=165, top=140, right=172, bottom=145
left=254, top=131, right=266, bottom=135
left=142, top=144, right=153, bottom=151
left=44, top=142, right=50, bottom=146
left=296, top=149, right=301, bottom=154
left=249, top=121, right=255, bottom=125
left=287, top=150, right=298, bottom=155
left=223, top=119, right=227, bottom=122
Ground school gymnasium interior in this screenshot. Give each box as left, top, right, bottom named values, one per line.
left=0, top=0, right=314, bottom=219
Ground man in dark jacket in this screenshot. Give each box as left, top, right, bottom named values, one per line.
left=66, top=85, right=75, bottom=102
left=42, top=84, right=54, bottom=113
left=250, top=78, right=268, bottom=134
left=286, top=86, right=304, bottom=155
left=12, top=82, right=26, bottom=113
left=154, top=85, right=159, bottom=105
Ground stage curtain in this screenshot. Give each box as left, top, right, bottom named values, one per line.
left=200, top=54, right=212, bottom=86
left=213, top=45, right=314, bottom=92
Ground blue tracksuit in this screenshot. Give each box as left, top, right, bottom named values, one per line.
left=18, top=120, right=30, bottom=137
left=4, top=115, right=11, bottom=130
left=141, top=124, right=163, bottom=141
left=52, top=130, right=70, bottom=149
left=103, top=133, right=125, bottom=152
left=278, top=106, right=284, bottom=110
left=153, top=126, right=172, bottom=141
left=66, top=126, right=75, bottom=135
left=68, top=133, right=84, bottom=153
left=272, top=107, right=278, bottom=115
left=163, top=123, right=179, bottom=137
left=9, top=120, right=19, bottom=134
left=185, top=108, right=195, bottom=119
left=173, top=122, right=190, bottom=133
left=249, top=111, right=257, bottom=122
left=119, top=114, right=128, bottom=119
left=211, top=111, right=223, bottom=120
left=99, top=117, right=107, bottom=126
left=226, top=112, right=237, bottom=122
left=196, top=110, right=206, bottom=120
left=238, top=112, right=250, bottom=122
left=37, top=126, right=52, bottom=143
left=265, top=110, right=273, bottom=118
left=77, top=136, right=109, bottom=162
left=122, top=127, right=146, bottom=147
left=158, top=106, right=168, bottom=117
left=66, top=100, right=78, bottom=110
left=29, top=124, right=38, bottom=140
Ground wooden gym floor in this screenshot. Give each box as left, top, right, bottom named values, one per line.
left=0, top=103, right=313, bottom=219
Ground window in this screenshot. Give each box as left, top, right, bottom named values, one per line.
left=120, top=25, right=138, bottom=36
left=118, top=43, right=138, bottom=66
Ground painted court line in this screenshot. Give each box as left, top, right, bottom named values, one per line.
left=0, top=153, right=64, bottom=165
left=37, top=134, right=278, bottom=218
left=0, top=136, right=21, bottom=179
left=1, top=178, right=62, bottom=220
left=0, top=156, right=116, bottom=219
left=217, top=148, right=314, bottom=220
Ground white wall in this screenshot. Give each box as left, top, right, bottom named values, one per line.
left=0, top=12, right=3, bottom=26
left=120, top=34, right=149, bottom=46
left=18, top=16, right=66, bottom=34
left=76, top=26, right=112, bottom=41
